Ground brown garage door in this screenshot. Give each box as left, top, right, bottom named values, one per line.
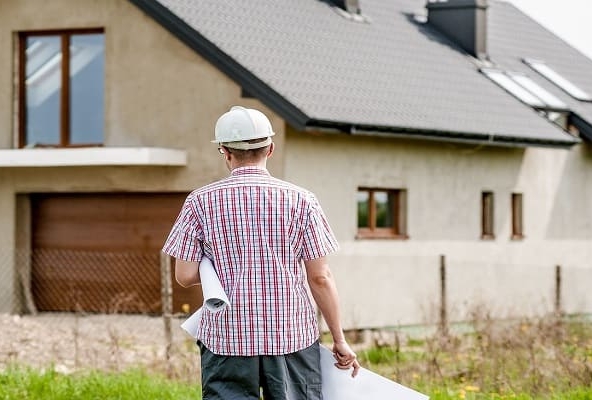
left=31, top=193, right=203, bottom=314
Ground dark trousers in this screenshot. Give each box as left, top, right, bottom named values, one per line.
left=198, top=340, right=322, bottom=400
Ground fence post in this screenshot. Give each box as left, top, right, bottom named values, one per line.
left=15, top=195, right=37, bottom=315
left=439, top=254, right=448, bottom=336
left=160, top=252, right=173, bottom=372
left=555, top=265, right=562, bottom=317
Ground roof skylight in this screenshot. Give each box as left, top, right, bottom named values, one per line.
left=523, top=59, right=592, bottom=101
left=509, top=72, right=568, bottom=110
left=481, top=68, right=569, bottom=111
left=481, top=68, right=545, bottom=108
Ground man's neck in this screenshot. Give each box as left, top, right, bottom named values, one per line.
left=229, top=160, right=267, bottom=171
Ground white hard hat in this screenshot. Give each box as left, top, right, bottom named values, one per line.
left=212, top=106, right=275, bottom=150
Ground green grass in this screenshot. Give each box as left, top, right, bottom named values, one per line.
left=0, top=367, right=201, bottom=400
left=355, top=314, right=592, bottom=400
left=2, top=314, right=591, bottom=400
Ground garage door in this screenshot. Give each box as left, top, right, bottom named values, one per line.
left=31, top=193, right=203, bottom=314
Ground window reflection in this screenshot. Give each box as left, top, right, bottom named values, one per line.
left=70, top=34, right=104, bottom=144
left=374, top=191, right=393, bottom=228
left=23, top=31, right=104, bottom=147
left=26, top=36, right=61, bottom=146
left=357, top=191, right=369, bottom=228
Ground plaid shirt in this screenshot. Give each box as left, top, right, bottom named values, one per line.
left=163, top=166, right=339, bottom=356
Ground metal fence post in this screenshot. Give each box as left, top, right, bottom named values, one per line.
left=555, top=265, right=562, bottom=317
left=439, top=254, right=448, bottom=336
left=160, top=252, right=173, bottom=372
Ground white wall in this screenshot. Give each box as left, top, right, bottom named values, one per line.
left=285, top=130, right=592, bottom=329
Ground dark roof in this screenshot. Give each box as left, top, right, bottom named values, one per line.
left=488, top=1, right=592, bottom=142
left=129, top=0, right=583, bottom=148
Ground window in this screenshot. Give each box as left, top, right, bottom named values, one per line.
left=523, top=59, right=592, bottom=102
left=357, top=188, right=407, bottom=239
left=511, top=193, right=524, bottom=240
left=481, top=191, right=494, bottom=239
left=19, top=29, right=105, bottom=148
left=480, top=68, right=568, bottom=111
left=510, top=73, right=568, bottom=110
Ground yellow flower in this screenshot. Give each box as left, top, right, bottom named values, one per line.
left=464, top=385, right=480, bottom=392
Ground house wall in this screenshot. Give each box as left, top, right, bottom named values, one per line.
left=1, top=0, right=590, bottom=330
left=0, top=0, right=285, bottom=313
left=285, top=129, right=592, bottom=328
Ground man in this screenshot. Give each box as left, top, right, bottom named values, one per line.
left=163, top=106, right=359, bottom=399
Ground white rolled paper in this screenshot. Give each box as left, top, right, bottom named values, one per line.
left=199, top=257, right=230, bottom=312
left=180, top=257, right=230, bottom=339
left=319, top=346, right=429, bottom=400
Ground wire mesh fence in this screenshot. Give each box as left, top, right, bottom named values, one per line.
left=1, top=247, right=591, bottom=382
left=7, top=248, right=204, bottom=314
left=1, top=248, right=202, bottom=382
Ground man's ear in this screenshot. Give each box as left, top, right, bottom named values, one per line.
left=267, top=142, right=275, bottom=157
left=221, top=146, right=232, bottom=162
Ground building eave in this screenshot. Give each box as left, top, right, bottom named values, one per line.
left=306, top=120, right=580, bottom=149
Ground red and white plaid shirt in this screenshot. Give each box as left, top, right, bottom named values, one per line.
left=163, top=166, right=339, bottom=356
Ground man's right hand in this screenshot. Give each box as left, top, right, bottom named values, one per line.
left=332, top=341, right=360, bottom=378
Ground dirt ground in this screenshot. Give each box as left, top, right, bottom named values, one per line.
left=0, top=313, right=201, bottom=381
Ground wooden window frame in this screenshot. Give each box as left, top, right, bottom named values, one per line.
left=18, top=28, right=104, bottom=149
left=511, top=192, right=524, bottom=240
left=481, top=191, right=495, bottom=240
left=357, top=188, right=408, bottom=240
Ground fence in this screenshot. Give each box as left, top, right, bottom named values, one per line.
left=1, top=248, right=202, bottom=381
left=1, top=248, right=591, bottom=381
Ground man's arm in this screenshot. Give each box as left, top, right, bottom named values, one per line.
left=175, top=259, right=200, bottom=287
left=305, top=256, right=360, bottom=377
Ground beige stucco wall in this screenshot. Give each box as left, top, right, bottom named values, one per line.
left=0, top=0, right=285, bottom=312
left=284, top=130, right=592, bottom=328
left=0, top=0, right=590, bottom=329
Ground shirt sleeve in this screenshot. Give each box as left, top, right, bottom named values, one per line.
left=301, top=193, right=339, bottom=260
left=162, top=194, right=203, bottom=262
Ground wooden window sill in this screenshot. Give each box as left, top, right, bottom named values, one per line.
left=356, top=232, right=409, bottom=240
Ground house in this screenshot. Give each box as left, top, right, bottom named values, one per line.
left=1, top=0, right=591, bottom=329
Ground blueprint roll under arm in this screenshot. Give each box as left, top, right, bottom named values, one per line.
left=180, top=257, right=230, bottom=338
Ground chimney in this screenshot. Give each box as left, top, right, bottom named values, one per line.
left=333, top=0, right=361, bottom=14
left=426, top=0, right=488, bottom=59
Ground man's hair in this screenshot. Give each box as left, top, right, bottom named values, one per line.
left=225, top=138, right=271, bottom=162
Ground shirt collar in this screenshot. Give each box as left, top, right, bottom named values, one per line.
left=230, top=166, right=270, bottom=177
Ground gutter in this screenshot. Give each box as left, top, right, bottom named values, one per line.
left=306, top=120, right=580, bottom=149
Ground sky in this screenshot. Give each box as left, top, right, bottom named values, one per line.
left=504, top=0, right=592, bottom=60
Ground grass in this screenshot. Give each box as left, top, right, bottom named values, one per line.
left=1, top=312, right=591, bottom=400
left=356, top=311, right=592, bottom=400
left=0, top=368, right=200, bottom=400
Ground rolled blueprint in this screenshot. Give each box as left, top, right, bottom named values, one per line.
left=180, top=257, right=230, bottom=339
left=319, top=346, right=429, bottom=400
left=199, top=257, right=230, bottom=312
